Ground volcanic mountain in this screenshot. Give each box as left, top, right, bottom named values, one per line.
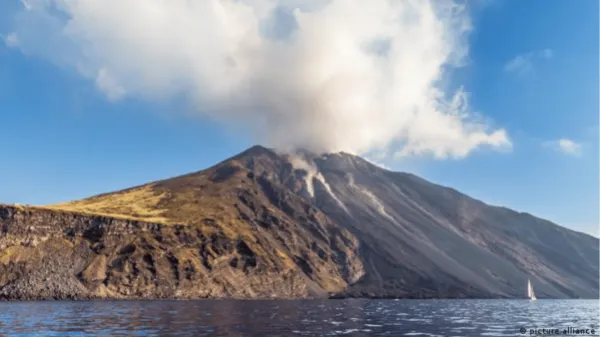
left=0, top=145, right=597, bottom=299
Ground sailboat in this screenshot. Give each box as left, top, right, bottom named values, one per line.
left=527, top=279, right=537, bottom=301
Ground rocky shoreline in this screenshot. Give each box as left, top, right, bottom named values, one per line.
left=0, top=205, right=363, bottom=301
left=0, top=205, right=502, bottom=301
left=1, top=204, right=598, bottom=301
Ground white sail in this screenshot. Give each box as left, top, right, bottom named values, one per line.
left=527, top=279, right=537, bottom=300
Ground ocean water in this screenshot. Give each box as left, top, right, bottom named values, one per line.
left=0, top=299, right=597, bottom=336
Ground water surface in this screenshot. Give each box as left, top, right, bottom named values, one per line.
left=0, top=299, right=597, bottom=336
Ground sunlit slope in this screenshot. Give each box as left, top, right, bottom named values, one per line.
left=46, top=185, right=170, bottom=223
left=44, top=158, right=261, bottom=230
left=0, top=146, right=365, bottom=299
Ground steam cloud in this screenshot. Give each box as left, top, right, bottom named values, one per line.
left=8, top=0, right=511, bottom=159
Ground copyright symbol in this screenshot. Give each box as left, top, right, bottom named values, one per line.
left=520, top=327, right=527, bottom=334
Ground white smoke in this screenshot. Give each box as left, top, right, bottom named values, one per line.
left=288, top=155, right=318, bottom=197
left=288, top=154, right=349, bottom=212
left=7, top=0, right=511, bottom=159
left=347, top=173, right=394, bottom=221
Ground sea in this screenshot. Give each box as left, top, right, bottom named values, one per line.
left=0, top=299, right=597, bottom=336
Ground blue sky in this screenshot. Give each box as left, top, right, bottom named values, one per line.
left=0, top=0, right=598, bottom=236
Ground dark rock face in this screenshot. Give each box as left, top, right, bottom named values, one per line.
left=0, top=205, right=363, bottom=300
left=0, top=145, right=597, bottom=299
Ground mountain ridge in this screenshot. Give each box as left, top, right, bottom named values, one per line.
left=31, top=144, right=594, bottom=238
left=0, top=145, right=597, bottom=300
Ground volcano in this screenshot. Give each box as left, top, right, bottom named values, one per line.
left=0, top=145, right=597, bottom=299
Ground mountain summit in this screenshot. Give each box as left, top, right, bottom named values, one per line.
left=0, top=145, right=597, bottom=299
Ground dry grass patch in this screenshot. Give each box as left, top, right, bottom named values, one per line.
left=45, top=185, right=170, bottom=224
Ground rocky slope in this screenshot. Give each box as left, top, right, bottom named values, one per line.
left=0, top=145, right=597, bottom=299
left=299, top=151, right=599, bottom=298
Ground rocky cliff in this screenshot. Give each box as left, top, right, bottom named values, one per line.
left=0, top=145, right=597, bottom=299
left=0, top=196, right=363, bottom=299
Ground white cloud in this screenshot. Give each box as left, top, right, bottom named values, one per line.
left=569, top=223, right=599, bottom=238
left=20, top=0, right=32, bottom=11
left=505, top=55, right=532, bottom=74
left=95, top=68, right=126, bottom=101
left=7, top=0, right=511, bottom=160
left=363, top=156, right=391, bottom=170
left=544, top=138, right=582, bottom=157
left=557, top=139, right=582, bottom=156
left=585, top=225, right=599, bottom=238
left=3, top=32, right=19, bottom=47
left=504, top=49, right=553, bottom=74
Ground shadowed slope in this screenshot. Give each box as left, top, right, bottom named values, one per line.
left=301, top=152, right=599, bottom=298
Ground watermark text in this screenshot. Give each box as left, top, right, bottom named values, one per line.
left=520, top=327, right=597, bottom=335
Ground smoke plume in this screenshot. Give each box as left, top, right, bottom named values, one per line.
left=7, top=0, right=511, bottom=159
